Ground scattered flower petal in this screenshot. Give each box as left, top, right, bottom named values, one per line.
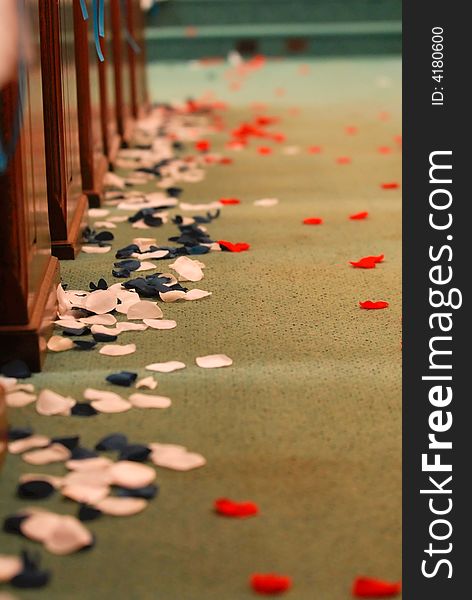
left=135, top=376, right=158, bottom=390
left=184, top=289, right=212, bottom=301
left=89, top=391, right=132, bottom=413
left=127, top=301, right=163, bottom=320
left=218, top=240, right=250, bottom=252
left=44, top=516, right=94, bottom=555
left=169, top=256, right=205, bottom=282
left=254, top=198, right=279, bottom=207
left=214, top=498, right=259, bottom=518
left=129, top=393, right=172, bottom=409
left=22, top=444, right=71, bottom=466
left=106, top=371, right=138, bottom=387
left=350, top=255, right=384, bottom=269
left=359, top=300, right=389, bottom=310
left=94, top=497, right=147, bottom=516
left=6, top=390, right=37, bottom=408
left=47, top=336, right=74, bottom=352
left=143, top=319, right=177, bottom=330
left=251, top=574, right=292, bottom=595
left=196, top=354, right=233, bottom=369
left=99, top=344, right=137, bottom=357
left=81, top=245, right=111, bottom=254
left=145, top=361, right=186, bottom=373
left=350, top=211, right=369, bottom=220
left=150, top=443, right=206, bottom=471
left=0, top=554, right=22, bottom=583
left=8, top=435, right=50, bottom=454
left=219, top=198, right=240, bottom=205
left=84, top=289, right=118, bottom=314
left=108, top=461, right=156, bottom=488
left=352, top=577, right=401, bottom=597
left=36, top=389, right=76, bottom=416
left=61, top=484, right=110, bottom=505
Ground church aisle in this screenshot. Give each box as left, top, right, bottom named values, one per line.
left=1, top=57, right=401, bottom=599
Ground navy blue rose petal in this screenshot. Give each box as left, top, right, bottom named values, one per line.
left=10, top=551, right=51, bottom=589
left=118, top=444, right=151, bottom=462
left=51, top=435, right=80, bottom=450
left=78, top=504, right=103, bottom=522
left=95, top=433, right=128, bottom=451
left=8, top=426, right=34, bottom=441
left=116, top=484, right=159, bottom=500
left=73, top=340, right=97, bottom=351
left=70, top=447, right=98, bottom=460
left=106, top=371, right=138, bottom=387
left=92, top=333, right=118, bottom=343
left=71, top=403, right=99, bottom=417
left=1, top=359, right=31, bottom=379
left=17, top=480, right=56, bottom=500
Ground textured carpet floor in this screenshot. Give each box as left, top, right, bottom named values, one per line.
left=0, top=57, right=401, bottom=599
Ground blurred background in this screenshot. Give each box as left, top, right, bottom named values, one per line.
left=145, top=0, right=401, bottom=60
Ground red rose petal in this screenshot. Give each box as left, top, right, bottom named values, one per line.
left=219, top=198, right=241, bottom=205
left=251, top=574, right=292, bottom=595
left=218, top=240, right=250, bottom=252
left=258, top=146, right=272, bottom=155
left=303, top=217, right=323, bottom=225
left=350, top=255, right=384, bottom=269
left=308, top=145, right=322, bottom=154
left=381, top=182, right=400, bottom=190
left=377, top=146, right=392, bottom=154
left=219, top=157, right=233, bottom=165
left=337, top=156, right=351, bottom=164
left=255, top=116, right=278, bottom=127
left=271, top=133, right=286, bottom=143
left=359, top=300, right=389, bottom=310
left=195, top=139, right=210, bottom=152
left=352, top=577, right=401, bottom=597
left=345, top=125, right=358, bottom=135
left=214, top=498, right=259, bottom=518
left=349, top=211, right=369, bottom=220
left=378, top=111, right=390, bottom=121
left=351, top=258, right=376, bottom=269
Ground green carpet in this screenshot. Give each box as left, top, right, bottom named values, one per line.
left=0, top=57, right=401, bottom=599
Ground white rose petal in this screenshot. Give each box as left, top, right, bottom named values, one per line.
left=196, top=354, right=233, bottom=369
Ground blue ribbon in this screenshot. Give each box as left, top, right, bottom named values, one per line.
left=92, top=0, right=105, bottom=62
left=98, top=0, right=105, bottom=37
left=79, top=0, right=89, bottom=20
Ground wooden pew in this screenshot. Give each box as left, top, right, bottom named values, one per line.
left=73, top=0, right=109, bottom=207
left=0, top=384, right=6, bottom=467
left=127, top=0, right=150, bottom=119
left=98, top=0, right=121, bottom=165
left=0, top=2, right=59, bottom=371
left=38, top=0, right=88, bottom=259
left=111, top=0, right=135, bottom=144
